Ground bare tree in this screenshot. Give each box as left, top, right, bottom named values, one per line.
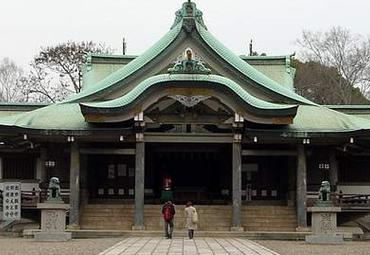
left=297, top=26, right=370, bottom=104
left=0, top=58, right=27, bottom=102
left=21, top=63, right=71, bottom=103
left=294, top=60, right=369, bottom=105
left=32, top=41, right=113, bottom=99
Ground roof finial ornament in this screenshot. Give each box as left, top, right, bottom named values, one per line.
left=171, top=0, right=207, bottom=30
left=122, top=37, right=127, bottom=55
left=249, top=39, right=253, bottom=56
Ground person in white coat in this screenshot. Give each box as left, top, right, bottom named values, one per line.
left=184, top=201, right=198, bottom=239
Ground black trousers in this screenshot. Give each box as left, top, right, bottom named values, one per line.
left=188, top=229, right=194, bottom=239
left=164, top=220, right=174, bottom=238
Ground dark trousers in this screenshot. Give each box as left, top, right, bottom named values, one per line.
left=164, top=220, right=174, bottom=238
left=188, top=229, right=194, bottom=239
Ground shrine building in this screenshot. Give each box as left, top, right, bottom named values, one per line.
left=1, top=1, right=370, bottom=232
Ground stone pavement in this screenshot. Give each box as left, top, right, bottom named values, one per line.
left=99, top=237, right=280, bottom=255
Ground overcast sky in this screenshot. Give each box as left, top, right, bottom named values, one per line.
left=1, top=0, right=369, bottom=69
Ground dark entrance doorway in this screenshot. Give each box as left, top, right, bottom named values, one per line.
left=241, top=156, right=291, bottom=202
left=145, top=143, right=232, bottom=205
left=87, top=154, right=136, bottom=200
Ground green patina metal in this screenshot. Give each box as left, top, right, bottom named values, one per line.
left=168, top=49, right=211, bottom=74
left=171, top=1, right=207, bottom=31
left=80, top=74, right=296, bottom=112
left=315, top=181, right=333, bottom=207
left=195, top=22, right=314, bottom=105
left=64, top=1, right=313, bottom=106
left=47, top=177, right=64, bottom=203
left=0, top=1, right=370, bottom=134
left=65, top=20, right=184, bottom=103
left=1, top=101, right=370, bottom=132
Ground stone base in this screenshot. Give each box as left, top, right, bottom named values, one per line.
left=34, top=232, right=72, bottom=242
left=67, top=224, right=80, bottom=230
left=305, top=234, right=344, bottom=244
left=296, top=227, right=310, bottom=232
left=230, top=227, right=244, bottom=232
left=132, top=225, right=146, bottom=231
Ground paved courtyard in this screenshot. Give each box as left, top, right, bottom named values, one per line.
left=99, top=237, right=280, bottom=255
left=2, top=236, right=370, bottom=255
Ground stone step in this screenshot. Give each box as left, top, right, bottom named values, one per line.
left=80, top=204, right=297, bottom=231
left=244, top=223, right=297, bottom=228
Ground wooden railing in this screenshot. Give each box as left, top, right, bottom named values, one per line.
left=0, top=189, right=70, bottom=209
left=337, top=194, right=370, bottom=207
left=307, top=191, right=370, bottom=208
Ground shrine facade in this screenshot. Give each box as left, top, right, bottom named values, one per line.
left=1, top=1, right=370, bottom=231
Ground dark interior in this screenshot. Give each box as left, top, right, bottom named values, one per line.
left=145, top=143, right=232, bottom=204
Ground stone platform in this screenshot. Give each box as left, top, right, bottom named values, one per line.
left=23, top=229, right=310, bottom=240
left=34, top=203, right=71, bottom=242
left=306, top=206, right=343, bottom=244
left=99, top=237, right=282, bottom=255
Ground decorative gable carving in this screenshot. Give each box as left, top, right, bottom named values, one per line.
left=168, top=95, right=211, bottom=107
left=168, top=48, right=211, bottom=74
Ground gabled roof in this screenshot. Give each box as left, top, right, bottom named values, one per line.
left=65, top=1, right=312, bottom=105
left=0, top=1, right=370, bottom=136
left=80, top=74, right=298, bottom=124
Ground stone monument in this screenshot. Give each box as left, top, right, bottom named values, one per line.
left=34, top=177, right=71, bottom=241
left=306, top=181, right=344, bottom=244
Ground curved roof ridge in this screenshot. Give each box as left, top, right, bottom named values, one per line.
left=195, top=22, right=315, bottom=106
left=80, top=74, right=297, bottom=112
left=63, top=21, right=184, bottom=103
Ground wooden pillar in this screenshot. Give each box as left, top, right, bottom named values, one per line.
left=0, top=157, right=3, bottom=179
left=80, top=154, right=89, bottom=206
left=296, top=145, right=307, bottom=229
left=36, top=148, right=47, bottom=184
left=69, top=143, right=80, bottom=228
left=287, top=156, right=297, bottom=206
left=329, top=151, right=339, bottom=191
left=231, top=139, right=243, bottom=231
left=133, top=140, right=145, bottom=230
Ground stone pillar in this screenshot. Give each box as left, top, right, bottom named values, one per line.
left=133, top=141, right=145, bottom=230
left=69, top=143, right=80, bottom=228
left=231, top=140, right=243, bottom=231
left=297, top=145, right=307, bottom=229
left=36, top=148, right=47, bottom=184
left=329, top=151, right=339, bottom=191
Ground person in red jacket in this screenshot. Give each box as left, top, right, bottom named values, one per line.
left=162, top=200, right=176, bottom=239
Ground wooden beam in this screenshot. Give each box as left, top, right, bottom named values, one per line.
left=144, top=133, right=233, bottom=143
left=79, top=148, right=135, bottom=155
left=242, top=150, right=297, bottom=156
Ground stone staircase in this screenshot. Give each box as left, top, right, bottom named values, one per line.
left=80, top=204, right=297, bottom=232
left=242, top=205, right=297, bottom=231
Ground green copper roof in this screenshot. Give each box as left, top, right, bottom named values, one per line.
left=65, top=20, right=184, bottom=103
left=195, top=23, right=312, bottom=105
left=1, top=102, right=370, bottom=133
left=289, top=106, right=370, bottom=132
left=81, top=74, right=297, bottom=111
left=0, top=1, right=369, bottom=134
left=63, top=1, right=314, bottom=106
left=0, top=103, right=88, bottom=130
